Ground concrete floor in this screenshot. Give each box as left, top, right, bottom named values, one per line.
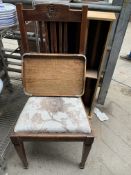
left=2, top=23, right=131, bottom=175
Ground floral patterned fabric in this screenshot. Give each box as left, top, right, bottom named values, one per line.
left=14, top=97, right=91, bottom=133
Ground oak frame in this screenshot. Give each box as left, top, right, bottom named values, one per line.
left=11, top=128, right=94, bottom=169
left=10, top=53, right=94, bottom=168
left=16, top=3, right=88, bottom=54
left=10, top=3, right=94, bottom=169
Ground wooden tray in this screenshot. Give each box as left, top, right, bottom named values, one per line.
left=22, top=53, right=86, bottom=96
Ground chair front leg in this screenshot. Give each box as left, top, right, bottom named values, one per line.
left=79, top=138, right=94, bottom=169
left=10, top=136, right=28, bottom=169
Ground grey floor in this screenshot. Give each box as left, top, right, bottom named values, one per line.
left=2, top=23, right=131, bottom=175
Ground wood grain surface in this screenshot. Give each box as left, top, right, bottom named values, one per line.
left=22, top=53, right=86, bottom=96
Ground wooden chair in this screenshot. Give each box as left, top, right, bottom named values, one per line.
left=10, top=3, right=94, bottom=169
left=10, top=53, right=94, bottom=169
left=16, top=3, right=88, bottom=54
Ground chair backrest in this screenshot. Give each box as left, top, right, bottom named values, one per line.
left=17, top=3, right=88, bottom=54
left=22, top=53, right=86, bottom=97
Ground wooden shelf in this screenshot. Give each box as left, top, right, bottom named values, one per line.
left=86, top=70, right=97, bottom=79
left=88, top=11, right=116, bottom=21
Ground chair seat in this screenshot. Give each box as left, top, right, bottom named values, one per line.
left=14, top=97, right=91, bottom=134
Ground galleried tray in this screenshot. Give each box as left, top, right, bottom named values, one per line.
left=22, top=53, right=86, bottom=96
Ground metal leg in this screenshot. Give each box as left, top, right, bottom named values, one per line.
left=98, top=1, right=131, bottom=104
left=0, top=157, right=7, bottom=175
left=0, top=39, right=13, bottom=93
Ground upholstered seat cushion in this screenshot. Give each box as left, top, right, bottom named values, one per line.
left=14, top=97, right=91, bottom=134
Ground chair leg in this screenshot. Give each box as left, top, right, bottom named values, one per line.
left=10, top=137, right=28, bottom=169
left=79, top=138, right=94, bottom=169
